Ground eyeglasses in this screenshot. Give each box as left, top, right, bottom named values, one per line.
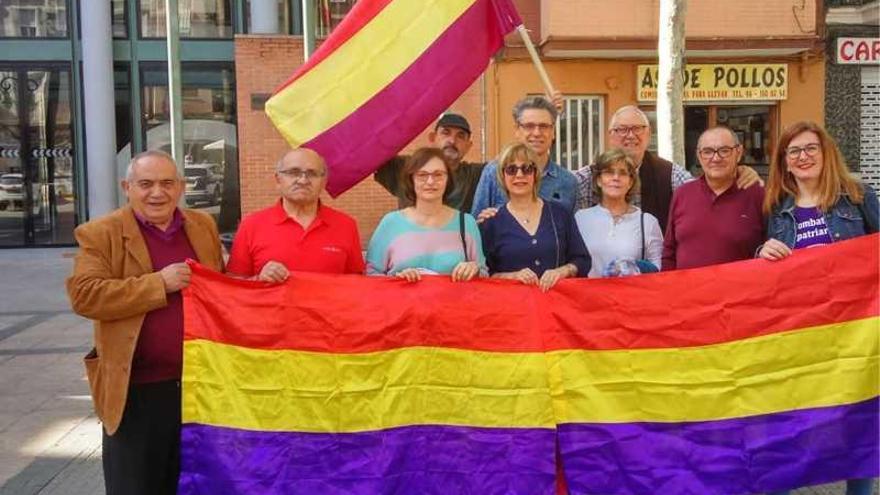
left=609, top=125, right=647, bottom=136
left=698, top=145, right=740, bottom=160
left=785, top=143, right=821, bottom=160
left=503, top=163, right=537, bottom=176
left=413, top=171, right=448, bottom=183
left=517, top=122, right=554, bottom=133
left=599, top=168, right=631, bottom=178
left=277, top=168, right=325, bottom=180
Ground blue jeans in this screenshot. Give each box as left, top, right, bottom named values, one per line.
left=768, top=478, right=875, bottom=495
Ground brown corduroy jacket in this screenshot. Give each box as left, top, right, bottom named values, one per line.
left=66, top=206, right=224, bottom=435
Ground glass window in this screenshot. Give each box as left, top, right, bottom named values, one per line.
left=0, top=67, right=77, bottom=246
left=244, top=0, right=290, bottom=34
left=112, top=0, right=127, bottom=38
left=114, top=66, right=131, bottom=153
left=0, top=0, right=68, bottom=38
left=316, top=0, right=355, bottom=38
left=140, top=64, right=239, bottom=232
left=139, top=0, right=232, bottom=38
left=643, top=104, right=774, bottom=177
left=550, top=95, right=605, bottom=171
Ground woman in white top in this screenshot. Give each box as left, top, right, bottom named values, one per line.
left=575, top=148, right=663, bottom=277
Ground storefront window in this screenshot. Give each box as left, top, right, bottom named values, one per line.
left=644, top=104, right=774, bottom=177
left=139, top=64, right=239, bottom=232
left=0, top=67, right=76, bottom=246
left=316, top=0, right=355, bottom=38
left=139, top=0, right=232, bottom=39
left=0, top=0, right=68, bottom=38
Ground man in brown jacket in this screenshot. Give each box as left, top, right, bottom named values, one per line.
left=67, top=150, right=223, bottom=495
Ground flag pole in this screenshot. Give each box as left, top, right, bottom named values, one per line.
left=516, top=25, right=555, bottom=96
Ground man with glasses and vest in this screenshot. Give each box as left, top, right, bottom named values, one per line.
left=574, top=105, right=761, bottom=233
left=661, top=126, right=765, bottom=270
left=226, top=148, right=365, bottom=281
left=471, top=95, right=578, bottom=216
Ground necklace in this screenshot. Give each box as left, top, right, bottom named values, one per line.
left=508, top=201, right=539, bottom=225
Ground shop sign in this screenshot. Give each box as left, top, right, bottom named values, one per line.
left=637, top=64, right=787, bottom=102
left=836, top=38, right=880, bottom=65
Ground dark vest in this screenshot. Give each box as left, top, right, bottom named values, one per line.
left=638, top=151, right=674, bottom=234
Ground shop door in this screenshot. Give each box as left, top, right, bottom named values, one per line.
left=0, top=66, right=76, bottom=247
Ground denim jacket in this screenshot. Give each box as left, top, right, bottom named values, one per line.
left=767, top=184, right=879, bottom=248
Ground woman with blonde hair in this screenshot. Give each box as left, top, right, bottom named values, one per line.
left=479, top=143, right=589, bottom=291
left=758, top=121, right=877, bottom=262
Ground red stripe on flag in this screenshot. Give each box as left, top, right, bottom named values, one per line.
left=273, top=0, right=405, bottom=94
left=184, top=235, right=879, bottom=354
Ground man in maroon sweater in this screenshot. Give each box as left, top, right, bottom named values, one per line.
left=662, top=127, right=765, bottom=270
left=67, top=150, right=224, bottom=495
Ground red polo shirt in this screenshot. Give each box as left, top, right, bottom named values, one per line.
left=227, top=200, right=365, bottom=276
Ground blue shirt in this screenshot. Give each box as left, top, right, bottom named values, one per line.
left=471, top=160, right=578, bottom=216
left=479, top=201, right=590, bottom=277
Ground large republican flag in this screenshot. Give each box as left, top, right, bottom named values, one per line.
left=265, top=0, right=521, bottom=197
left=178, top=234, right=878, bottom=494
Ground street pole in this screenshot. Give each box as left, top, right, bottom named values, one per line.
left=302, top=0, right=316, bottom=60
left=165, top=0, right=185, bottom=188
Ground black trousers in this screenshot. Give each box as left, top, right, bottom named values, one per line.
left=102, top=380, right=181, bottom=495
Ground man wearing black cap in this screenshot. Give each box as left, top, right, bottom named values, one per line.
left=374, top=112, right=486, bottom=213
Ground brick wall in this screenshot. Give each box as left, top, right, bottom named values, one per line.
left=234, top=35, right=485, bottom=246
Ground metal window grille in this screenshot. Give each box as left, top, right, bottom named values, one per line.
left=552, top=95, right=605, bottom=171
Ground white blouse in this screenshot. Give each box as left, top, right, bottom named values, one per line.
left=574, top=205, right=664, bottom=278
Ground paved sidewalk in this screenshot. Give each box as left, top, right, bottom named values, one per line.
left=0, top=248, right=872, bottom=494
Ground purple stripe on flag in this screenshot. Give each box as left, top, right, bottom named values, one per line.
left=559, top=397, right=879, bottom=495
left=305, top=0, right=517, bottom=197
left=179, top=423, right=556, bottom=495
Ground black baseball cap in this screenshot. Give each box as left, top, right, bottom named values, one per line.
left=435, top=113, right=471, bottom=135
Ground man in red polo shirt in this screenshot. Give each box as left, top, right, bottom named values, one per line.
left=227, top=148, right=365, bottom=280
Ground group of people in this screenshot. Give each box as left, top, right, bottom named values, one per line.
left=66, top=94, right=877, bottom=495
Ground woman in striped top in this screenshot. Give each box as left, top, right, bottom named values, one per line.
left=366, top=147, right=486, bottom=282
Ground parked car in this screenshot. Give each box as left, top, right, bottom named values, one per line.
left=0, top=173, right=24, bottom=211
left=185, top=164, right=223, bottom=206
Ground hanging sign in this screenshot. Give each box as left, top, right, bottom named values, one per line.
left=637, top=64, right=788, bottom=102
left=836, top=38, right=880, bottom=65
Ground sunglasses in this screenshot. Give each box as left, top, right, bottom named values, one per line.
left=503, top=163, right=537, bottom=177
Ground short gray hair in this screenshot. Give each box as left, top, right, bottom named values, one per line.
left=512, top=96, right=558, bottom=123
left=609, top=105, right=650, bottom=129
left=126, top=150, right=180, bottom=180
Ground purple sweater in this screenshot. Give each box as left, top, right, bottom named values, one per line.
left=662, top=177, right=765, bottom=271
left=131, top=212, right=197, bottom=384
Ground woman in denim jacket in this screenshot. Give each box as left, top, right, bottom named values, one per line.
left=759, top=121, right=878, bottom=261
left=759, top=121, right=877, bottom=495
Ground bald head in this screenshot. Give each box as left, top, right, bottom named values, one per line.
left=127, top=150, right=181, bottom=180
left=275, top=148, right=328, bottom=176
left=274, top=148, right=329, bottom=207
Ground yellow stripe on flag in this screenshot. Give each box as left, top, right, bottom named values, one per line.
left=183, top=342, right=556, bottom=432
left=265, top=0, right=476, bottom=147
left=182, top=317, right=878, bottom=433
left=551, top=317, right=879, bottom=424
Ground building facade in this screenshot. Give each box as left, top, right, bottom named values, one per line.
left=0, top=0, right=844, bottom=248
left=824, top=0, right=880, bottom=189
